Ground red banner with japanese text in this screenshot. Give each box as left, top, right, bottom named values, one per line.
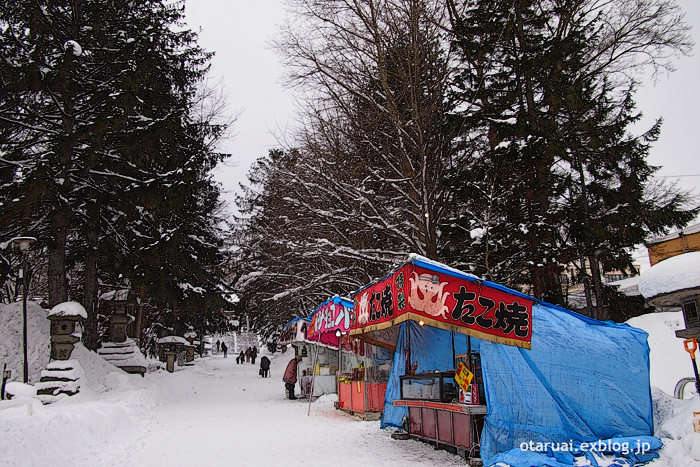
left=351, top=264, right=533, bottom=349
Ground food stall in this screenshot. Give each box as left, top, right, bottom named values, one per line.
left=276, top=297, right=353, bottom=398
left=349, top=253, right=659, bottom=467
left=336, top=335, right=393, bottom=420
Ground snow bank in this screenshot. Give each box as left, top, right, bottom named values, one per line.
left=638, top=251, right=700, bottom=300
left=627, top=311, right=693, bottom=397
left=649, top=389, right=700, bottom=466
left=0, top=301, right=51, bottom=383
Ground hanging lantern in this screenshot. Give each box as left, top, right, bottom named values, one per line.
left=301, top=345, right=308, bottom=357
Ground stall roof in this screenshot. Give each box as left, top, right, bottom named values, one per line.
left=307, top=295, right=353, bottom=341
left=348, top=253, right=576, bottom=349
left=277, top=317, right=310, bottom=347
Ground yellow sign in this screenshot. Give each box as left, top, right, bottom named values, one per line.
left=455, top=361, right=474, bottom=393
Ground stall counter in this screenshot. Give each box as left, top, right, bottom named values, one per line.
left=338, top=380, right=387, bottom=420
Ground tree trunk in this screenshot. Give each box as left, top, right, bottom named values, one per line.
left=48, top=209, right=69, bottom=307
left=83, top=200, right=100, bottom=350
left=588, top=256, right=607, bottom=321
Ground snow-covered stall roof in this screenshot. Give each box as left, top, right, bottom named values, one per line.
left=638, top=251, right=700, bottom=306
left=48, top=301, right=87, bottom=320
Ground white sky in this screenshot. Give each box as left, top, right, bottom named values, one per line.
left=183, top=0, right=700, bottom=213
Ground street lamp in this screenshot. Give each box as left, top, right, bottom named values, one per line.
left=11, top=236, right=36, bottom=383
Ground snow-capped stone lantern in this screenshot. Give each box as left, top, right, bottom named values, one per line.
left=47, top=301, right=87, bottom=361
left=156, top=335, right=188, bottom=372
left=184, top=326, right=197, bottom=363
left=100, top=287, right=137, bottom=343
left=639, top=251, right=700, bottom=339
left=36, top=301, right=87, bottom=403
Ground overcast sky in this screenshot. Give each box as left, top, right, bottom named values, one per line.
left=184, top=0, right=700, bottom=217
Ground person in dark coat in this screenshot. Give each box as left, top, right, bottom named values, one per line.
left=221, top=342, right=228, bottom=358
left=260, top=355, right=271, bottom=378
left=238, top=351, right=245, bottom=364
left=245, top=347, right=252, bottom=363
left=251, top=346, right=257, bottom=364
left=216, top=340, right=221, bottom=354
left=282, top=355, right=302, bottom=399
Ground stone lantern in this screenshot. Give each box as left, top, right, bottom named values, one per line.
left=36, top=301, right=87, bottom=403
left=184, top=326, right=197, bottom=363
left=47, top=301, right=87, bottom=360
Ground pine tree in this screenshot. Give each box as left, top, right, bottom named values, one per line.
left=448, top=0, right=696, bottom=311
left=0, top=0, right=233, bottom=346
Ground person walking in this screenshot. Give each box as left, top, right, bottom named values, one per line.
left=260, top=355, right=271, bottom=378
left=251, top=346, right=257, bottom=364
left=282, top=355, right=302, bottom=399
left=245, top=347, right=252, bottom=363
left=238, top=351, right=245, bottom=364
left=216, top=340, right=220, bottom=354
left=221, top=341, right=228, bottom=358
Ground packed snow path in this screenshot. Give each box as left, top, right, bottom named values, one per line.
left=2, top=350, right=465, bottom=467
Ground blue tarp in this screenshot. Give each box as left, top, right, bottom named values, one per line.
left=380, top=306, right=658, bottom=466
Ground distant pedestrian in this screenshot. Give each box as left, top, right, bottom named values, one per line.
left=283, top=355, right=302, bottom=399
left=251, top=346, right=257, bottom=364
left=221, top=342, right=228, bottom=358
left=245, top=347, right=252, bottom=363
left=260, top=355, right=271, bottom=378
left=216, top=340, right=221, bottom=354
left=238, top=351, right=245, bottom=364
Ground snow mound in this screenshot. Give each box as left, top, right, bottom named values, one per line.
left=650, top=390, right=700, bottom=466
left=71, top=343, right=142, bottom=393
left=0, top=301, right=50, bottom=383
left=627, top=311, right=692, bottom=397
left=639, top=251, right=700, bottom=301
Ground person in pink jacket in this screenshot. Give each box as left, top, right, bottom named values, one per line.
left=283, top=355, right=302, bottom=399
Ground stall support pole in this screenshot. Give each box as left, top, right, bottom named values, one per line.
left=451, top=331, right=456, bottom=370
left=307, top=344, right=320, bottom=416
left=406, top=321, right=412, bottom=374
left=467, top=335, right=472, bottom=370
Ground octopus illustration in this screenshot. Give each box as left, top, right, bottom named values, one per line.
left=408, top=272, right=450, bottom=318
left=357, top=292, right=370, bottom=325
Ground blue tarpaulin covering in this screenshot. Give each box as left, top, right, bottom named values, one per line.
left=380, top=306, right=659, bottom=467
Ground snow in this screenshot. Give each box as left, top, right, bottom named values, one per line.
left=156, top=336, right=188, bottom=345
left=0, top=349, right=465, bottom=467
left=638, top=251, right=700, bottom=300
left=1, top=310, right=700, bottom=466
left=47, top=301, right=88, bottom=320
left=5, top=382, right=37, bottom=398
left=0, top=302, right=50, bottom=383
left=627, top=311, right=692, bottom=397
left=63, top=40, right=82, bottom=56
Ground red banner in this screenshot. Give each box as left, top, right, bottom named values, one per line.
left=307, top=297, right=352, bottom=339
left=351, top=264, right=532, bottom=349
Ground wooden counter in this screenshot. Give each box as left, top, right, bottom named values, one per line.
left=338, top=381, right=387, bottom=420
left=393, top=400, right=486, bottom=452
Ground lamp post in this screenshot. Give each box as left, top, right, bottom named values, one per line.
left=11, top=236, right=36, bottom=383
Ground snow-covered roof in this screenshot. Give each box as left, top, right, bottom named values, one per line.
left=99, top=289, right=131, bottom=302
left=48, top=301, right=87, bottom=320
left=608, top=275, right=641, bottom=296
left=156, top=336, right=188, bottom=345
left=646, top=223, right=700, bottom=246
left=638, top=251, right=700, bottom=306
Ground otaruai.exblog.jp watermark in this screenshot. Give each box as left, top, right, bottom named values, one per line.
left=520, top=439, right=652, bottom=456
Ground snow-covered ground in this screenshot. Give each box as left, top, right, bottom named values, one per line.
left=1, top=303, right=699, bottom=467
left=0, top=344, right=463, bottom=467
